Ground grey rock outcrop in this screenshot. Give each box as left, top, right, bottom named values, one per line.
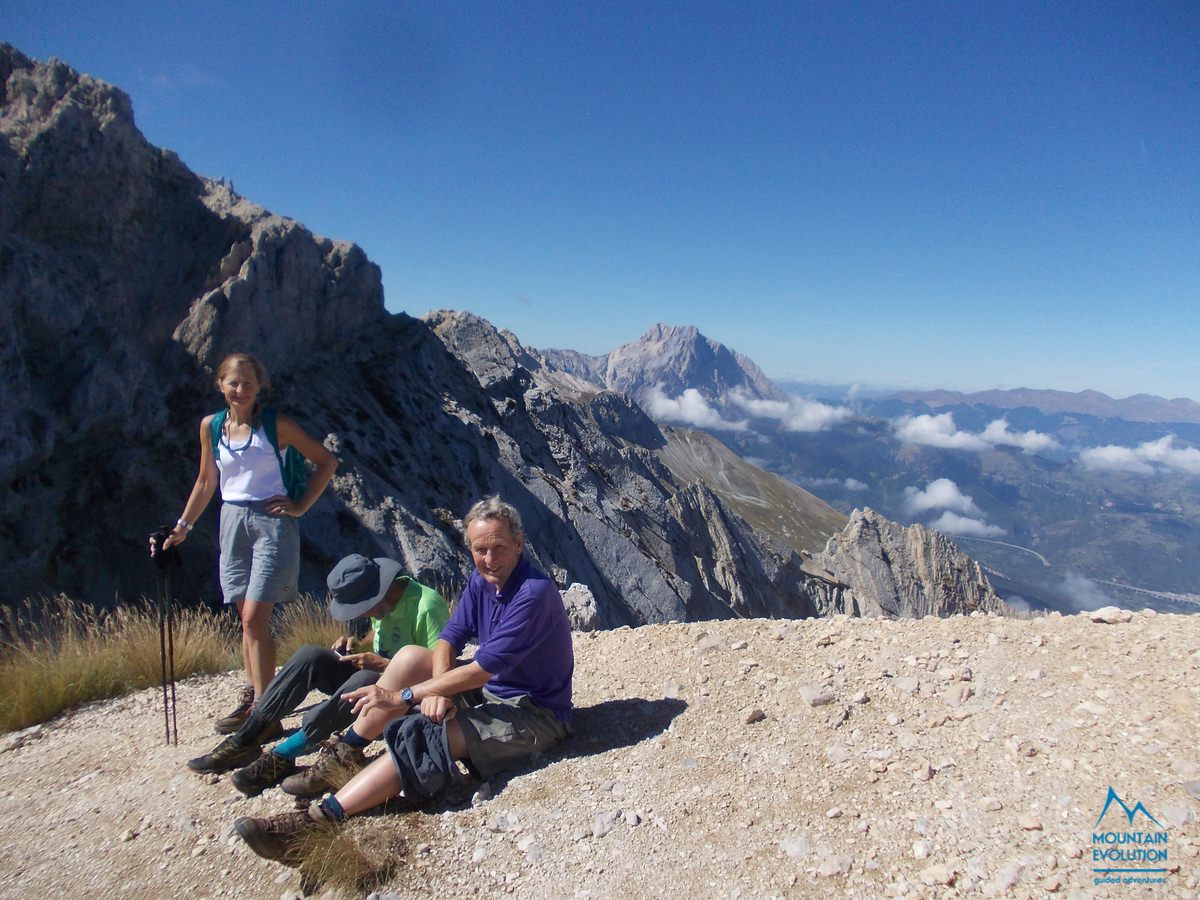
left=810, top=508, right=1007, bottom=617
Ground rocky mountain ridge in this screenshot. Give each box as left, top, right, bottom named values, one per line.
left=890, top=388, right=1200, bottom=425
left=1, top=45, right=1005, bottom=625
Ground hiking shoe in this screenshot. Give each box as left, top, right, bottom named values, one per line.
left=231, top=751, right=297, bottom=797
left=215, top=685, right=256, bottom=734
left=187, top=720, right=281, bottom=774
left=187, top=734, right=261, bottom=774
left=280, top=740, right=366, bottom=798
left=234, top=806, right=329, bottom=866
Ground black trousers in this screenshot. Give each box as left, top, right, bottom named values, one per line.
left=254, top=644, right=380, bottom=742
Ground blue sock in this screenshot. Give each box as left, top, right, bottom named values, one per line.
left=272, top=730, right=316, bottom=760
left=317, top=795, right=347, bottom=822
left=341, top=727, right=370, bottom=749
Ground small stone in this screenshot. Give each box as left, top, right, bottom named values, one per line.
left=119, top=830, right=136, bottom=843
left=894, top=676, right=920, bottom=694
left=912, top=763, right=933, bottom=782
left=816, top=852, right=852, bottom=877
left=799, top=685, right=835, bottom=707
left=826, top=807, right=843, bottom=819
left=850, top=691, right=869, bottom=704
left=979, top=797, right=1003, bottom=812
left=913, top=840, right=932, bottom=860
left=919, top=864, right=955, bottom=886
left=1018, top=815, right=1043, bottom=831
left=745, top=708, right=766, bottom=724
left=1089, top=606, right=1132, bottom=624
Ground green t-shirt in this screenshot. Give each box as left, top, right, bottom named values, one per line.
left=371, top=577, right=450, bottom=657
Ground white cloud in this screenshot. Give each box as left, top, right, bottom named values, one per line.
left=891, top=413, right=991, bottom=450
left=905, top=478, right=1004, bottom=537
left=980, top=419, right=1060, bottom=453
left=1004, top=594, right=1033, bottom=613
left=729, top=388, right=853, bottom=432
left=892, top=414, right=1060, bottom=455
left=903, top=478, right=982, bottom=516
left=644, top=386, right=748, bottom=432
left=928, top=511, right=1006, bottom=537
left=1079, top=445, right=1156, bottom=475
left=843, top=478, right=868, bottom=491
left=1079, top=435, right=1200, bottom=476
left=1056, top=572, right=1114, bottom=613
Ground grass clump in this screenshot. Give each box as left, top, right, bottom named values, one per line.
left=0, top=595, right=238, bottom=733
left=275, top=592, right=343, bottom=662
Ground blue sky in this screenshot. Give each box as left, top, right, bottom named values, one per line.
left=6, top=1, right=1198, bottom=399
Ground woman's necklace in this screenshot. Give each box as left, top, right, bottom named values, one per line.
left=221, top=416, right=254, bottom=453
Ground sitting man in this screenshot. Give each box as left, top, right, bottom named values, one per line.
left=233, top=496, right=574, bottom=864
left=187, top=553, right=449, bottom=797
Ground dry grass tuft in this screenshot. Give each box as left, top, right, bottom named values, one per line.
left=275, top=593, right=342, bottom=662
left=297, top=824, right=402, bottom=896
left=0, top=595, right=239, bottom=733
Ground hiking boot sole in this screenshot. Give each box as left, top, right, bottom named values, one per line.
left=233, top=817, right=304, bottom=866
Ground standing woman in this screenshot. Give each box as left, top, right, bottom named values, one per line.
left=164, top=353, right=338, bottom=734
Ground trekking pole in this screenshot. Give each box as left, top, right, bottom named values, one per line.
left=149, top=528, right=182, bottom=745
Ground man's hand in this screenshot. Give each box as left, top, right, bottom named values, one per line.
left=331, top=636, right=354, bottom=655
left=341, top=651, right=388, bottom=673
left=343, top=683, right=406, bottom=718
left=417, top=694, right=458, bottom=725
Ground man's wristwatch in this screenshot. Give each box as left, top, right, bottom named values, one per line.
left=400, top=687, right=415, bottom=705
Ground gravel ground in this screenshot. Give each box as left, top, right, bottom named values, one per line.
left=1, top=608, right=1198, bottom=899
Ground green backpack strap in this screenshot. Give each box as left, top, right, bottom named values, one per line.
left=210, top=408, right=228, bottom=454
left=261, top=406, right=309, bottom=502
left=260, top=406, right=283, bottom=460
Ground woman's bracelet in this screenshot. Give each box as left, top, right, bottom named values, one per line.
left=176, top=517, right=193, bottom=531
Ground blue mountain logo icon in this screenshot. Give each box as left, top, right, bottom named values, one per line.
left=1094, top=787, right=1166, bottom=830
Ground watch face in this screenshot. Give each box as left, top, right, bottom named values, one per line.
left=402, top=688, right=414, bottom=703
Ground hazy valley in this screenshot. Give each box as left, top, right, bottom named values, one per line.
left=547, top=328, right=1199, bottom=614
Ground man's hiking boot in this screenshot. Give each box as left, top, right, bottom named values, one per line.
left=214, top=685, right=256, bottom=734
left=280, top=740, right=366, bottom=798
left=187, top=720, right=283, bottom=774
left=231, top=751, right=296, bottom=797
left=234, top=804, right=331, bottom=866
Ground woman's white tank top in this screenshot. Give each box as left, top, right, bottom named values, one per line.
left=216, top=425, right=287, bottom=501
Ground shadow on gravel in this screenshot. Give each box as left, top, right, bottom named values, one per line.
left=374, top=697, right=688, bottom=813
left=295, top=699, right=691, bottom=894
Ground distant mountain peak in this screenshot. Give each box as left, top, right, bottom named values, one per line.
left=539, top=322, right=783, bottom=407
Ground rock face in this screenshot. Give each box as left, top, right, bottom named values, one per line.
left=810, top=509, right=1008, bottom=617
left=0, top=45, right=1005, bottom=625
left=0, top=45, right=384, bottom=604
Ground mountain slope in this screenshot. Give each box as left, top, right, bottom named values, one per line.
left=1, top=45, right=1003, bottom=625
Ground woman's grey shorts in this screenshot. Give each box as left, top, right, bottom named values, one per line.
left=218, top=501, right=299, bottom=605
left=384, top=689, right=571, bottom=797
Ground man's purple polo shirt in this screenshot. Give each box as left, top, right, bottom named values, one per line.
left=440, top=556, right=574, bottom=720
